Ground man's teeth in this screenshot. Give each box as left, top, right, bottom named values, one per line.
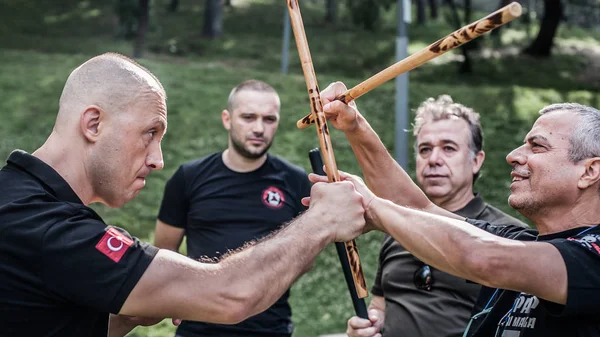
left=513, top=177, right=524, bottom=182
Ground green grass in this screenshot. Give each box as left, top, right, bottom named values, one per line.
left=1, top=1, right=599, bottom=336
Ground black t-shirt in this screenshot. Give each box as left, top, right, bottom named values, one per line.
left=371, top=195, right=527, bottom=337
left=158, top=152, right=311, bottom=337
left=0, top=150, right=158, bottom=337
left=465, top=219, right=600, bottom=337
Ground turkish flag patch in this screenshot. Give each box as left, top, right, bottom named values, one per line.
left=95, top=227, right=133, bottom=263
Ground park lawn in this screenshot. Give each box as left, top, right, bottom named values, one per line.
left=1, top=0, right=599, bottom=336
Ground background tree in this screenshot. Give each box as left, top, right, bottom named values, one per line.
left=346, top=0, right=394, bottom=31
left=429, top=0, right=438, bottom=19
left=524, top=0, right=564, bottom=56
left=443, top=0, right=474, bottom=73
left=325, top=0, right=337, bottom=24
left=114, top=0, right=140, bottom=39
left=417, top=0, right=427, bottom=24
left=133, top=0, right=150, bottom=58
left=203, top=0, right=223, bottom=38
left=167, top=0, right=179, bottom=12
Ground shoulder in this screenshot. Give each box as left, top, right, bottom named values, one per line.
left=267, top=154, right=308, bottom=178
left=0, top=172, right=102, bottom=229
left=180, top=152, right=222, bottom=172
left=170, top=153, right=223, bottom=182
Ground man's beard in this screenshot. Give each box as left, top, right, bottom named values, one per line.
left=231, top=135, right=272, bottom=159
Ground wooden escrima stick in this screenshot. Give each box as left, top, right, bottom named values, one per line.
left=296, top=2, right=522, bottom=129
left=287, top=0, right=369, bottom=301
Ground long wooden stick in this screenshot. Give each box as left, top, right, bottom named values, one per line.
left=309, top=149, right=368, bottom=318
left=296, top=2, right=522, bottom=129
left=287, top=0, right=369, bottom=299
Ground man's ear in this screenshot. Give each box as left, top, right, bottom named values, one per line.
left=222, top=109, right=231, bottom=131
left=577, top=157, right=600, bottom=190
left=472, top=150, right=485, bottom=176
left=80, top=106, right=103, bottom=143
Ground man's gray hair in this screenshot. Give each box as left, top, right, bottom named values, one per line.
left=539, top=103, right=600, bottom=162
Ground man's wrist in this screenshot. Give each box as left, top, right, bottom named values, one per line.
left=297, top=208, right=335, bottom=246
left=366, top=197, right=385, bottom=232
left=345, top=113, right=368, bottom=136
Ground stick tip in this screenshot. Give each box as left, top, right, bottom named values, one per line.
left=296, top=118, right=311, bottom=129
left=297, top=114, right=314, bottom=129
left=508, top=2, right=522, bottom=17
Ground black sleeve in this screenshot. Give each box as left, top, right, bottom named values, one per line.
left=465, top=218, right=538, bottom=241
left=157, top=165, right=189, bottom=228
left=41, top=210, right=158, bottom=314
left=371, top=235, right=391, bottom=297
left=544, top=230, right=600, bottom=316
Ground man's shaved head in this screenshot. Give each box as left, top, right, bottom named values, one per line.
left=56, top=52, right=166, bottom=131
left=34, top=52, right=169, bottom=207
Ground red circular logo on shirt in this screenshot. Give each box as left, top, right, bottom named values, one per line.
left=262, top=186, right=285, bottom=209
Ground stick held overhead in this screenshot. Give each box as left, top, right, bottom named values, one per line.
left=296, top=1, right=522, bottom=129
left=287, top=0, right=369, bottom=299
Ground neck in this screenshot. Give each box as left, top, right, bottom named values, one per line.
left=432, top=188, right=475, bottom=212
left=32, top=132, right=94, bottom=205
left=222, top=148, right=267, bottom=173
left=526, top=195, right=600, bottom=235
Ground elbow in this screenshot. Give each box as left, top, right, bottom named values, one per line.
left=210, top=296, right=252, bottom=324
left=219, top=307, right=250, bottom=325
left=211, top=288, right=260, bottom=324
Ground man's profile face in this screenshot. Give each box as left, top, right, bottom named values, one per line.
left=89, top=97, right=167, bottom=207
left=415, top=118, right=480, bottom=204
left=506, top=110, right=581, bottom=216
left=225, top=90, right=280, bottom=159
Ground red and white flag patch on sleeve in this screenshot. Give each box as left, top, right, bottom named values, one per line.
left=95, top=227, right=134, bottom=263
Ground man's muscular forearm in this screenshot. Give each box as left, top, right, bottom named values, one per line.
left=120, top=181, right=366, bottom=324
left=344, top=115, right=430, bottom=209
left=221, top=209, right=331, bottom=313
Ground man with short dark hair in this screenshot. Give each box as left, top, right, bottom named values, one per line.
left=0, top=56, right=369, bottom=337
left=155, top=79, right=311, bottom=337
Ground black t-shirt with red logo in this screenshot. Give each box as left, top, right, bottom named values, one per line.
left=464, top=219, right=600, bottom=337
left=158, top=152, right=311, bottom=337
left=0, top=150, right=158, bottom=337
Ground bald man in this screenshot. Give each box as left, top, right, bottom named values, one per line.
left=0, top=53, right=369, bottom=337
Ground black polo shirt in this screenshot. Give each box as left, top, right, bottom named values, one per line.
left=0, top=150, right=158, bottom=337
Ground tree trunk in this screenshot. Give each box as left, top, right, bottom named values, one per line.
left=445, top=0, right=472, bottom=73
left=490, top=0, right=510, bottom=44
left=203, top=0, right=223, bottom=38
left=168, top=0, right=179, bottom=12
left=325, top=0, right=336, bottom=24
left=428, top=0, right=438, bottom=19
left=133, top=0, right=150, bottom=58
left=416, top=0, right=426, bottom=24
left=523, top=0, right=563, bottom=57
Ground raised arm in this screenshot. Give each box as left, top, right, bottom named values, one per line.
left=320, top=82, right=453, bottom=219
left=119, top=180, right=368, bottom=323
